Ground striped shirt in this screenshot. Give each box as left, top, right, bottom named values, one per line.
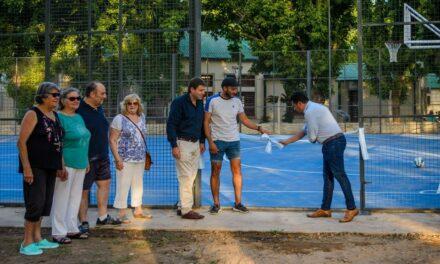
left=302, top=101, right=342, bottom=144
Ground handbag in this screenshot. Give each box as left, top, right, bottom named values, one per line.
left=123, top=115, right=152, bottom=170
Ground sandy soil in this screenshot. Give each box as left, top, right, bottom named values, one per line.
left=1, top=228, right=439, bottom=264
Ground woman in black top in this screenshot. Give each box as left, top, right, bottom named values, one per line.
left=17, top=82, right=65, bottom=256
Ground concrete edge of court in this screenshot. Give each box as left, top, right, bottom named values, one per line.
left=0, top=207, right=439, bottom=237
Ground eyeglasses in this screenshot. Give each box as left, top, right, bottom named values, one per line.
left=67, top=96, right=81, bottom=102
left=127, top=101, right=139, bottom=106
left=48, top=92, right=60, bottom=98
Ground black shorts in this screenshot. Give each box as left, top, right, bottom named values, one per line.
left=23, top=168, right=57, bottom=222
left=83, top=157, right=111, bottom=190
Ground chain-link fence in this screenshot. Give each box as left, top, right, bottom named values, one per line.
left=358, top=0, right=440, bottom=210
left=0, top=0, right=201, bottom=207
left=0, top=0, right=439, bottom=210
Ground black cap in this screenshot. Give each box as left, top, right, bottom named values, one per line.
left=221, top=77, right=238, bottom=88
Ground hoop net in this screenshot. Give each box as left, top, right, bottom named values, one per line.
left=385, top=41, right=402, bottom=63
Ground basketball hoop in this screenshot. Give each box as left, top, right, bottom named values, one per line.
left=385, top=41, right=402, bottom=63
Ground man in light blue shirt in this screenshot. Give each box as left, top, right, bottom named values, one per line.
left=281, top=92, right=358, bottom=223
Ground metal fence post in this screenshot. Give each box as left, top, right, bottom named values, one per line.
left=307, top=50, right=312, bottom=98
left=44, top=0, right=51, bottom=81
left=189, top=0, right=201, bottom=78
left=189, top=0, right=202, bottom=208
left=87, top=0, right=92, bottom=82
left=117, top=0, right=123, bottom=106
left=328, top=0, right=332, bottom=111
left=272, top=51, right=275, bottom=132
left=378, top=48, right=382, bottom=133
left=238, top=52, right=243, bottom=132
left=171, top=53, right=177, bottom=100
left=357, top=0, right=367, bottom=214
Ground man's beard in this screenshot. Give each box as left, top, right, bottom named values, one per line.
left=223, top=92, right=233, bottom=99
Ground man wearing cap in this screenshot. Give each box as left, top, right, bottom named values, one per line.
left=280, top=92, right=359, bottom=223
left=204, top=77, right=270, bottom=214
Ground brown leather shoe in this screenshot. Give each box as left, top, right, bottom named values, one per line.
left=306, top=209, right=332, bottom=218
left=181, top=211, right=205, bottom=220
left=133, top=213, right=152, bottom=219
left=339, top=209, right=359, bottom=223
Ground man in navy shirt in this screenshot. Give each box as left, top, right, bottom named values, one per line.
left=77, top=82, right=121, bottom=236
left=167, top=78, right=206, bottom=220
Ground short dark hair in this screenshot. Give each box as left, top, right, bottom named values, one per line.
left=290, top=92, right=309, bottom=104
left=187, top=77, right=205, bottom=93
left=35, top=82, right=60, bottom=104
left=221, top=77, right=238, bottom=88
left=85, top=81, right=102, bottom=97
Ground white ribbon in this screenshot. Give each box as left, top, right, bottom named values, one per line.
left=261, top=133, right=284, bottom=154
left=240, top=133, right=284, bottom=154
left=239, top=129, right=370, bottom=159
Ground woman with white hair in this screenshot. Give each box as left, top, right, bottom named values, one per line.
left=51, top=87, right=91, bottom=243
left=110, top=93, right=151, bottom=223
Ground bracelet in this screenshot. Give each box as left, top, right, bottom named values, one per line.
left=257, top=125, right=262, bottom=132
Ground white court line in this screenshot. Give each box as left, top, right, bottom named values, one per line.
left=238, top=162, right=359, bottom=176
left=419, top=190, right=440, bottom=195
left=2, top=188, right=438, bottom=195
left=234, top=146, right=440, bottom=179
left=200, top=190, right=439, bottom=195
left=0, top=153, right=18, bottom=157
left=226, top=145, right=362, bottom=175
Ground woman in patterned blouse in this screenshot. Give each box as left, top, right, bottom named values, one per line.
left=109, top=93, right=151, bottom=223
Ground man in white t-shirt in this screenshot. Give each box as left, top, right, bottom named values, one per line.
left=204, top=77, right=270, bottom=214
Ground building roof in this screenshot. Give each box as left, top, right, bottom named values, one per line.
left=336, top=64, right=439, bottom=89
left=179, top=32, right=256, bottom=60
left=426, top=73, right=440, bottom=89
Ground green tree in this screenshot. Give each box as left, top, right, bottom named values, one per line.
left=202, top=0, right=355, bottom=121
left=0, top=0, right=189, bottom=117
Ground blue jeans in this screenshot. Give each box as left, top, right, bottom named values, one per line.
left=321, top=135, right=356, bottom=210
left=210, top=140, right=240, bottom=162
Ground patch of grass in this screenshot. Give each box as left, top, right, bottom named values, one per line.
left=131, top=241, right=149, bottom=249
left=111, top=254, right=136, bottom=264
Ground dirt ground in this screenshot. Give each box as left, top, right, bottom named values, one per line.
left=0, top=228, right=439, bottom=264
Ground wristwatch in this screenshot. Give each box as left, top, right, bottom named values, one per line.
left=257, top=125, right=262, bottom=132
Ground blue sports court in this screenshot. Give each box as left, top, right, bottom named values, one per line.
left=1, top=133, right=439, bottom=209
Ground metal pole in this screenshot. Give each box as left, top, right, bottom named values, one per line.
left=307, top=50, right=312, bottom=98
left=272, top=52, right=275, bottom=132
left=87, top=0, right=92, bottom=81
left=140, top=54, right=143, bottom=97
left=171, top=53, right=177, bottom=100
left=378, top=49, right=382, bottom=133
left=14, top=58, right=18, bottom=131
left=328, top=0, right=332, bottom=111
left=188, top=0, right=201, bottom=78
left=44, top=0, right=51, bottom=81
left=357, top=0, right=367, bottom=214
left=238, top=52, right=243, bottom=132
left=117, top=0, right=123, bottom=105
left=107, top=59, right=111, bottom=115
left=190, top=0, right=202, bottom=208
left=194, top=0, right=201, bottom=77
